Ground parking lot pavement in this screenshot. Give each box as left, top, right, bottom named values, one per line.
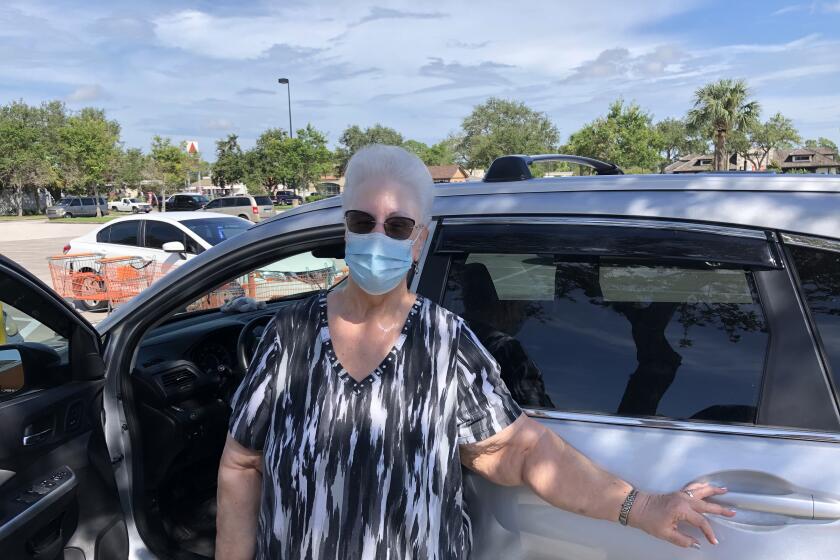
left=0, top=220, right=106, bottom=324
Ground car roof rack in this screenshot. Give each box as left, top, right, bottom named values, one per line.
left=483, top=154, right=624, bottom=182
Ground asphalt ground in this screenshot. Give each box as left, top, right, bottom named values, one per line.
left=0, top=220, right=106, bottom=325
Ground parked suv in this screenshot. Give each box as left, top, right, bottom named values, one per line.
left=200, top=194, right=275, bottom=222
left=2, top=154, right=838, bottom=560
left=164, top=193, right=209, bottom=212
left=46, top=195, right=109, bottom=218
left=273, top=189, right=303, bottom=205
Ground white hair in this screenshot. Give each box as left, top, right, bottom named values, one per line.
left=342, top=144, right=434, bottom=224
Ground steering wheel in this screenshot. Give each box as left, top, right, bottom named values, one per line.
left=236, top=315, right=274, bottom=376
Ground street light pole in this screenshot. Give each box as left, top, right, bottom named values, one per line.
left=278, top=78, right=293, bottom=138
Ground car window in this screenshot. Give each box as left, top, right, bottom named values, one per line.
left=107, top=220, right=139, bottom=246
left=70, top=199, right=81, bottom=207
left=254, top=196, right=272, bottom=206
left=194, top=196, right=209, bottom=205
left=145, top=221, right=185, bottom=250
left=204, top=199, right=221, bottom=209
left=788, top=243, right=840, bottom=391
left=0, top=295, right=70, bottom=398
left=440, top=237, right=771, bottom=424
left=180, top=217, right=250, bottom=246
left=96, top=225, right=112, bottom=243
left=98, top=197, right=106, bottom=205
left=81, top=197, right=95, bottom=205
left=236, top=197, right=251, bottom=206
left=184, top=247, right=347, bottom=313
left=221, top=198, right=236, bottom=208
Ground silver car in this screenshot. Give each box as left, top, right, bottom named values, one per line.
left=1, top=155, right=838, bottom=559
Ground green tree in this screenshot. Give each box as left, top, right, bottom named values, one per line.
left=655, top=118, right=707, bottom=166
left=59, top=108, right=121, bottom=214
left=565, top=100, right=662, bottom=173
left=289, top=124, right=334, bottom=190
left=335, top=124, right=404, bottom=173
left=730, top=112, right=800, bottom=170
left=403, top=138, right=457, bottom=166
left=804, top=137, right=838, bottom=152
left=457, top=98, right=559, bottom=170
left=150, top=136, right=187, bottom=207
left=0, top=101, right=50, bottom=215
left=246, top=128, right=288, bottom=193
left=115, top=148, right=148, bottom=193
left=686, top=79, right=760, bottom=171
left=211, top=134, right=246, bottom=188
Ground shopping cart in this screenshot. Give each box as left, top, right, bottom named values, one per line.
left=98, top=256, right=157, bottom=307
left=46, top=253, right=107, bottom=305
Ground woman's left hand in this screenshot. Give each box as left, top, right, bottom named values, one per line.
left=630, top=482, right=737, bottom=549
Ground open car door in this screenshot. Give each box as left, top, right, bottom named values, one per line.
left=0, top=255, right=127, bottom=560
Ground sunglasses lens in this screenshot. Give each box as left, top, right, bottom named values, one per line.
left=384, top=217, right=416, bottom=240
left=345, top=211, right=376, bottom=234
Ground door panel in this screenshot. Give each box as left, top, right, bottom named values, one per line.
left=423, top=219, right=840, bottom=559
left=0, top=257, right=126, bottom=560
left=466, top=418, right=840, bottom=560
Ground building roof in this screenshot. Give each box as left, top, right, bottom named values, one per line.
left=775, top=148, right=840, bottom=169
left=427, top=164, right=469, bottom=181
left=663, top=154, right=738, bottom=173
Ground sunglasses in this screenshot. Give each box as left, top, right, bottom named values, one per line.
left=344, top=210, right=420, bottom=241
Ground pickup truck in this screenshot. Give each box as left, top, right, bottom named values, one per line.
left=111, top=197, right=152, bottom=213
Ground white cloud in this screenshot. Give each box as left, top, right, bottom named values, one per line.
left=66, top=84, right=108, bottom=102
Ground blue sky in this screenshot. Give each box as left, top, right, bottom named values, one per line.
left=2, top=0, right=839, bottom=159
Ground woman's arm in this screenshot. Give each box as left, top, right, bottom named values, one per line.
left=460, top=415, right=735, bottom=549
left=216, top=435, right=264, bottom=559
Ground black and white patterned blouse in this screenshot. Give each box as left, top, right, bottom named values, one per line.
left=228, top=292, right=522, bottom=560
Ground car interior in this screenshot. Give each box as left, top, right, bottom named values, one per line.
left=127, top=242, right=348, bottom=558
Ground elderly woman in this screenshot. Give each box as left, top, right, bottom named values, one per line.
left=216, top=145, right=734, bottom=559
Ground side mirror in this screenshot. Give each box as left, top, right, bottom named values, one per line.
left=162, top=241, right=186, bottom=255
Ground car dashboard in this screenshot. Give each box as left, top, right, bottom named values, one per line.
left=130, top=305, right=279, bottom=490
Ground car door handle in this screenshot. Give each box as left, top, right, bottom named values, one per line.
left=710, top=491, right=840, bottom=520
left=22, top=428, right=52, bottom=446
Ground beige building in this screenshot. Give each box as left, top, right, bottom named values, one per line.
left=664, top=147, right=840, bottom=174
left=427, top=165, right=470, bottom=184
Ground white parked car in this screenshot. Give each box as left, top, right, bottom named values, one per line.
left=63, top=212, right=251, bottom=309
left=111, top=197, right=152, bottom=213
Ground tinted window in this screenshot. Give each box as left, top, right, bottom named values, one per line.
left=107, top=221, right=139, bottom=246
left=181, top=217, right=250, bottom=246
left=442, top=250, right=769, bottom=423
left=145, top=221, right=185, bottom=249
left=96, top=225, right=110, bottom=243
left=254, top=196, right=272, bottom=206
left=70, top=199, right=81, bottom=207
left=194, top=196, right=209, bottom=205
left=81, top=197, right=95, bottom=205
left=221, top=198, right=236, bottom=208
left=204, top=199, right=221, bottom=209
left=236, top=197, right=251, bottom=206
left=789, top=244, right=840, bottom=390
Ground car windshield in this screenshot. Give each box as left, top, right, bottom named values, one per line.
left=181, top=217, right=250, bottom=245
left=254, top=196, right=272, bottom=206
left=194, top=196, right=209, bottom=204
left=129, top=198, right=138, bottom=203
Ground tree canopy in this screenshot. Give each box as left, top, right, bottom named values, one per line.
left=686, top=79, right=760, bottom=171
left=456, top=98, right=559, bottom=170
left=565, top=99, right=662, bottom=173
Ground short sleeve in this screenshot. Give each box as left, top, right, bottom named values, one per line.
left=228, top=315, right=282, bottom=451
left=456, top=321, right=523, bottom=445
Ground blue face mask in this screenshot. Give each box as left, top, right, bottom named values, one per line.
left=344, top=231, right=415, bottom=295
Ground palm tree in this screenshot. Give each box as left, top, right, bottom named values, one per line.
left=686, top=79, right=760, bottom=171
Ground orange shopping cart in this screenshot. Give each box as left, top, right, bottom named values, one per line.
left=47, top=253, right=108, bottom=305
left=98, top=256, right=158, bottom=307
